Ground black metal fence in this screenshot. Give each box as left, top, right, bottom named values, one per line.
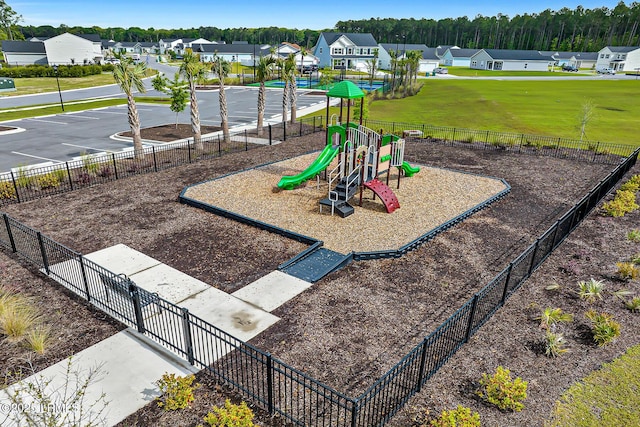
left=0, top=118, right=325, bottom=207
left=0, top=146, right=638, bottom=425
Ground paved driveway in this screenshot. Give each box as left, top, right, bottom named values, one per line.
left=0, top=87, right=327, bottom=173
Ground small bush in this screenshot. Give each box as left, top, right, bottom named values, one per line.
left=25, top=325, right=51, bottom=354
left=428, top=405, right=480, bottom=427
left=81, top=152, right=100, bottom=174
left=36, top=172, right=61, bottom=190
left=97, top=165, right=113, bottom=178
left=585, top=310, right=621, bottom=346
left=544, top=331, right=569, bottom=358
left=602, top=189, right=638, bottom=217
left=578, top=278, right=605, bottom=303
left=476, top=366, right=528, bottom=412
left=619, top=180, right=640, bottom=193
left=536, top=307, right=573, bottom=329
left=0, top=180, right=17, bottom=200
left=616, top=262, right=639, bottom=280
left=202, top=399, right=255, bottom=427
left=15, top=166, right=34, bottom=189
left=625, top=297, right=640, bottom=313
left=155, top=373, right=199, bottom=411
left=0, top=303, right=40, bottom=342
left=627, top=229, right=640, bottom=242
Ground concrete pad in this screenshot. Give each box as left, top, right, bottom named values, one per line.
left=232, top=271, right=312, bottom=312
left=0, top=329, right=197, bottom=427
left=181, top=288, right=280, bottom=342
left=84, top=243, right=161, bottom=277
left=129, top=263, right=211, bottom=304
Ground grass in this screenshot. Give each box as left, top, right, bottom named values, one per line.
left=546, top=344, right=640, bottom=427
left=444, top=66, right=595, bottom=77
left=367, top=79, right=640, bottom=145
left=0, top=99, right=127, bottom=121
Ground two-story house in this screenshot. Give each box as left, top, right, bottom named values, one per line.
left=596, top=46, right=640, bottom=72
left=313, top=32, right=378, bottom=70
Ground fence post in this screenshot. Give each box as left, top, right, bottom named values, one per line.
left=299, top=120, right=303, bottom=136
left=269, top=125, right=272, bottom=145
left=188, top=139, right=192, bottom=163
left=181, top=308, right=195, bottom=365
left=416, top=338, right=429, bottom=393
left=550, top=220, right=561, bottom=250
left=464, top=294, right=479, bottom=343
left=452, top=128, right=456, bottom=142
left=78, top=255, right=91, bottom=302
left=36, top=232, right=50, bottom=275
left=313, top=116, right=316, bottom=130
left=152, top=146, right=158, bottom=172
left=485, top=130, right=490, bottom=143
left=111, top=154, right=119, bottom=180
left=283, top=121, right=287, bottom=141
left=3, top=214, right=17, bottom=253
left=129, top=284, right=145, bottom=333
left=266, top=353, right=274, bottom=415
left=501, top=262, right=514, bottom=304
left=528, top=238, right=541, bottom=276
left=65, top=162, right=74, bottom=190
left=591, top=142, right=600, bottom=162
left=10, top=171, right=20, bottom=203
left=350, top=398, right=360, bottom=427
left=245, top=130, right=248, bottom=151
left=218, top=135, right=222, bottom=157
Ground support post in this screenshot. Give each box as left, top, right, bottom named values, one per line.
left=78, top=256, right=91, bottom=302
left=181, top=308, right=195, bottom=365
left=266, top=353, right=274, bottom=415
left=464, top=294, right=479, bottom=343
left=37, top=232, right=50, bottom=275
left=65, top=162, right=74, bottom=190
left=3, top=214, right=17, bottom=253
left=130, top=284, right=145, bottom=333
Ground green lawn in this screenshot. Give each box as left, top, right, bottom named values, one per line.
left=367, top=79, right=640, bottom=146
left=546, top=344, right=640, bottom=427
left=444, top=66, right=595, bottom=77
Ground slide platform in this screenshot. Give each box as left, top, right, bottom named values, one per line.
left=277, top=144, right=339, bottom=190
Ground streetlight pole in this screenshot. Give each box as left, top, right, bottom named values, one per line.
left=53, top=65, right=64, bottom=112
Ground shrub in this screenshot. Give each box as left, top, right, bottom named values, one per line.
left=476, top=366, right=528, bottom=412
left=578, top=278, right=605, bottom=303
left=544, top=331, right=569, bottom=358
left=428, top=405, right=480, bottom=427
left=202, top=399, right=255, bottom=427
left=36, top=172, right=61, bottom=190
left=0, top=303, right=40, bottom=342
left=25, top=325, right=51, bottom=354
left=601, top=190, right=638, bottom=217
left=0, top=179, right=17, bottom=200
left=585, top=310, right=621, bottom=346
left=81, top=152, right=100, bottom=174
left=97, top=165, right=113, bottom=178
left=155, top=373, right=199, bottom=411
left=15, top=166, right=34, bottom=189
left=627, top=229, right=640, bottom=242
left=536, top=307, right=573, bottom=329
left=625, top=297, right=640, bottom=313
left=619, top=180, right=640, bottom=193
left=616, top=262, right=639, bottom=280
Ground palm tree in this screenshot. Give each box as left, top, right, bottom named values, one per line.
left=285, top=53, right=298, bottom=123
left=179, top=51, right=207, bottom=149
left=293, top=47, right=309, bottom=123
left=112, top=57, right=147, bottom=159
left=281, top=54, right=296, bottom=123
left=256, top=55, right=276, bottom=137
left=211, top=54, right=231, bottom=143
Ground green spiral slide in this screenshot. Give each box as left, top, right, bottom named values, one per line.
left=401, top=161, right=420, bottom=177
left=277, top=144, right=340, bottom=190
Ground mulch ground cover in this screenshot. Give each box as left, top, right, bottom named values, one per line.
left=2, top=124, right=639, bottom=426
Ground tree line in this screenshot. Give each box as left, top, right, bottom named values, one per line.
left=5, top=2, right=640, bottom=51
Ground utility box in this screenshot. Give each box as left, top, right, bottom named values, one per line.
left=0, top=77, right=16, bottom=92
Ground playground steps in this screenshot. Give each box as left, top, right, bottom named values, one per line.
left=363, top=178, right=400, bottom=213
left=318, top=177, right=360, bottom=218
left=280, top=247, right=352, bottom=282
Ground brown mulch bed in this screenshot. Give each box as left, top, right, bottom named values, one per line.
left=119, top=124, right=223, bottom=142
left=2, top=124, right=640, bottom=426
left=0, top=125, right=17, bottom=132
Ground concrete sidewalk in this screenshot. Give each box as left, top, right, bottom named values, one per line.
left=1, top=244, right=312, bottom=426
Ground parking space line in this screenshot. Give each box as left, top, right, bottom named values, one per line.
left=11, top=151, right=63, bottom=163
left=25, top=118, right=67, bottom=125
left=65, top=114, right=100, bottom=120
left=61, top=143, right=115, bottom=153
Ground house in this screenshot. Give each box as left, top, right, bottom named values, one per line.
left=112, top=41, right=142, bottom=54
left=2, top=32, right=103, bottom=65
left=174, top=38, right=212, bottom=55
left=44, top=33, right=103, bottom=65
left=159, top=38, right=182, bottom=54
left=440, top=48, right=481, bottom=67
left=274, top=43, right=319, bottom=69
left=595, top=46, right=640, bottom=72
left=550, top=51, right=598, bottom=69
left=313, top=32, right=378, bottom=70
left=1, top=40, right=48, bottom=65
left=436, top=45, right=459, bottom=59
left=191, top=42, right=271, bottom=66
left=378, top=43, right=439, bottom=73
left=470, top=49, right=552, bottom=71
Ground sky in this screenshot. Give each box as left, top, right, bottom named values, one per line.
left=13, top=0, right=627, bottom=31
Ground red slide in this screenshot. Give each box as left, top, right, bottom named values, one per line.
left=363, top=178, right=400, bottom=213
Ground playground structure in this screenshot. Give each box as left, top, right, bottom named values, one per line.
left=277, top=80, right=420, bottom=218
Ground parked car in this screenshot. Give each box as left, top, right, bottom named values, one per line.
left=561, top=64, right=579, bottom=72
left=598, top=67, right=616, bottom=75
left=433, top=67, right=448, bottom=74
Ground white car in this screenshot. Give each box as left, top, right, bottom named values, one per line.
left=598, top=67, right=616, bottom=75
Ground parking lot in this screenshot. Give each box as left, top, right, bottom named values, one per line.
left=0, top=86, right=327, bottom=173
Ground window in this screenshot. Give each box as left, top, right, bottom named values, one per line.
left=347, top=48, right=353, bottom=55
left=332, top=47, right=343, bottom=55
left=319, top=48, right=323, bottom=54
left=605, top=54, right=610, bottom=59
left=524, top=63, right=528, bottom=69
left=600, top=53, right=605, bottom=58
left=471, top=60, right=477, bottom=67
